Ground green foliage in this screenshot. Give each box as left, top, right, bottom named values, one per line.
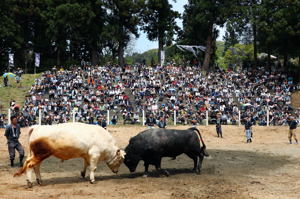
left=141, top=0, right=180, bottom=63
left=0, top=0, right=299, bottom=72
left=0, top=0, right=142, bottom=68
left=125, top=49, right=158, bottom=65
left=180, top=0, right=242, bottom=70
left=223, top=43, right=254, bottom=69
left=215, top=41, right=226, bottom=69
left=256, top=0, right=300, bottom=59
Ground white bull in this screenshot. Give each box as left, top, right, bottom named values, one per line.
left=14, top=123, right=125, bottom=187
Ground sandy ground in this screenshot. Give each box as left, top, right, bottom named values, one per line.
left=0, top=125, right=300, bottom=199
left=291, top=90, right=300, bottom=108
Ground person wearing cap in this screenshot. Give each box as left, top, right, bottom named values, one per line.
left=4, top=115, right=25, bottom=167
left=287, top=116, right=298, bottom=144
left=216, top=113, right=223, bottom=138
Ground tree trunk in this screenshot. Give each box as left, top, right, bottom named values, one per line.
left=253, top=23, right=258, bottom=68
left=15, top=49, right=25, bottom=71
left=158, top=34, right=164, bottom=66
left=203, top=26, right=213, bottom=72
left=118, top=43, right=125, bottom=67
left=283, top=53, right=288, bottom=69
left=298, top=53, right=300, bottom=68
left=57, top=48, right=61, bottom=66
left=91, top=48, right=98, bottom=65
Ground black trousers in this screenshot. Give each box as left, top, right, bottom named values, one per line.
left=216, top=126, right=222, bottom=137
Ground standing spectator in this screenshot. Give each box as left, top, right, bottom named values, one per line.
left=15, top=75, right=21, bottom=87
left=157, top=117, right=167, bottom=128
left=216, top=113, right=223, bottom=138
left=244, top=116, right=253, bottom=143
left=145, top=114, right=156, bottom=128
left=0, top=114, right=5, bottom=128
left=287, top=116, right=298, bottom=144
left=4, top=76, right=8, bottom=87
left=4, top=115, right=25, bottom=167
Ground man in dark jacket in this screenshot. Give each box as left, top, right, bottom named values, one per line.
left=145, top=114, right=156, bottom=128
left=3, top=76, right=8, bottom=87
left=216, top=113, right=223, bottom=138
left=244, top=116, right=253, bottom=143
left=4, top=115, right=25, bottom=167
left=287, top=116, right=298, bottom=144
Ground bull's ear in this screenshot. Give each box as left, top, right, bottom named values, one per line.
left=120, top=150, right=126, bottom=158
left=116, top=149, right=121, bottom=155
left=116, top=149, right=126, bottom=158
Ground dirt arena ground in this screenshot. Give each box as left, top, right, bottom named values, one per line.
left=0, top=125, right=300, bottom=199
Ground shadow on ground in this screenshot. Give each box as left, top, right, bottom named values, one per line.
left=17, top=148, right=292, bottom=186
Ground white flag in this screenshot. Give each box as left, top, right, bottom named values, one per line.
left=160, top=50, right=165, bottom=66
left=35, top=53, right=40, bottom=67
left=8, top=53, right=14, bottom=67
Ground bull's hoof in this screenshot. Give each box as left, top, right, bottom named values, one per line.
left=80, top=171, right=86, bottom=178
left=36, top=178, right=42, bottom=185
left=162, top=170, right=170, bottom=177
left=27, top=180, right=33, bottom=188
left=204, top=151, right=209, bottom=157
left=142, top=174, right=148, bottom=178
left=90, top=180, right=95, bottom=184
left=192, top=168, right=201, bottom=175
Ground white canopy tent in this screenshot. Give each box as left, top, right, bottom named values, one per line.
left=176, top=45, right=206, bottom=57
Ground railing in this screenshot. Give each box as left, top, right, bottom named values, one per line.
left=2, top=107, right=297, bottom=127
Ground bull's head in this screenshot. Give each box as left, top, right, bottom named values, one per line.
left=124, top=152, right=140, bottom=173
left=106, top=149, right=126, bottom=174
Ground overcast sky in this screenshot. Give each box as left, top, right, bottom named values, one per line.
left=133, top=0, right=225, bottom=53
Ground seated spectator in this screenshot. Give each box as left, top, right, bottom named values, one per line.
left=97, top=116, right=107, bottom=129
left=157, top=117, right=167, bottom=128
left=145, top=114, right=156, bottom=128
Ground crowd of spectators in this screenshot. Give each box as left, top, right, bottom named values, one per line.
left=1, top=64, right=299, bottom=127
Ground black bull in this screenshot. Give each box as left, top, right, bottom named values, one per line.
left=124, top=127, right=209, bottom=176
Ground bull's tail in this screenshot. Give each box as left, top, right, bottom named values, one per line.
left=189, top=127, right=209, bottom=157
left=13, top=157, right=32, bottom=177
left=14, top=127, right=36, bottom=177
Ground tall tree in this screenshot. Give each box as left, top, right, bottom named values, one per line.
left=256, top=0, right=300, bottom=69
left=223, top=22, right=240, bottom=55
left=105, top=0, right=141, bottom=66
left=141, top=0, right=180, bottom=65
left=182, top=0, right=239, bottom=71
left=0, top=0, right=20, bottom=70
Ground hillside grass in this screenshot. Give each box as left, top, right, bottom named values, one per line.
left=0, top=74, right=40, bottom=114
